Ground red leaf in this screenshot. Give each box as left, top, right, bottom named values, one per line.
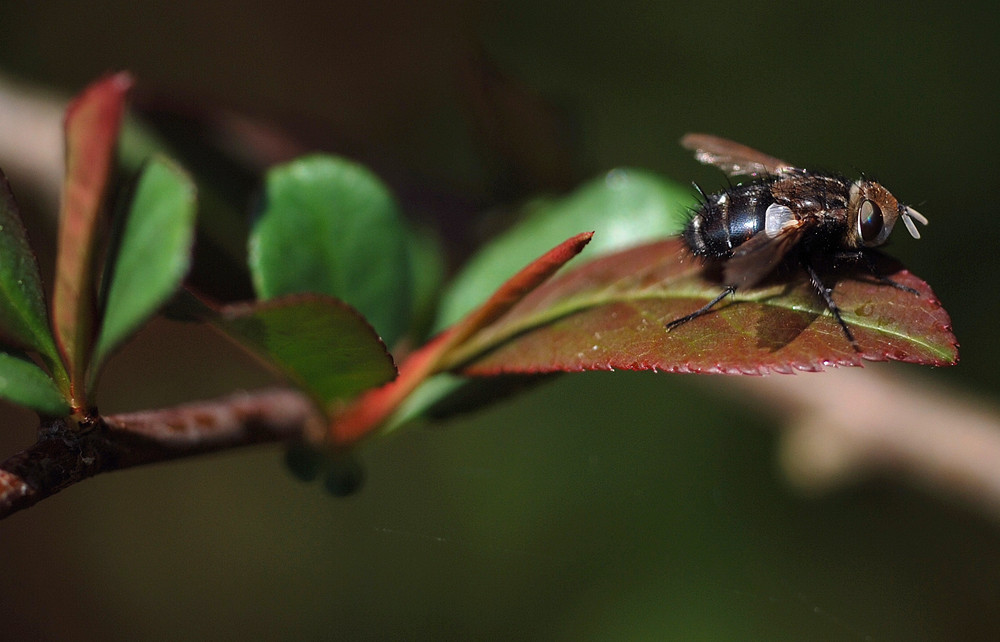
left=52, top=72, right=133, bottom=407
left=329, top=231, right=594, bottom=445
left=447, top=231, right=595, bottom=347
left=447, top=239, right=958, bottom=376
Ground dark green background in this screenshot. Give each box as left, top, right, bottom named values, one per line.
left=1, top=1, right=998, bottom=639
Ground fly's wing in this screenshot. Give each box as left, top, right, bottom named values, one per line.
left=722, top=214, right=806, bottom=287
left=681, top=133, right=796, bottom=178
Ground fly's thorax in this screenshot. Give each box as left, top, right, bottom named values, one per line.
left=767, top=173, right=851, bottom=216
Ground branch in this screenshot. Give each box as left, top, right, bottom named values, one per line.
left=0, top=387, right=321, bottom=519
left=717, top=365, right=1000, bottom=521
left=0, top=73, right=65, bottom=213
left=3, top=361, right=998, bottom=523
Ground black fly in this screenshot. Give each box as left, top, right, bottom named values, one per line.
left=666, top=133, right=928, bottom=349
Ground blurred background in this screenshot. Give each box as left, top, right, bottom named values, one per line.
left=1, top=0, right=999, bottom=639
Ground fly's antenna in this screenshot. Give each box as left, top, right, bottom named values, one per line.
left=899, top=204, right=928, bottom=239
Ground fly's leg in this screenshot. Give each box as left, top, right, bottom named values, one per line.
left=834, top=250, right=920, bottom=296
left=802, top=260, right=860, bottom=352
left=665, top=285, right=737, bottom=332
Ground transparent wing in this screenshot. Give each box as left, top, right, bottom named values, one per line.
left=681, top=133, right=797, bottom=178
left=722, top=221, right=807, bottom=288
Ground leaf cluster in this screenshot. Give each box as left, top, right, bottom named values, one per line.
left=0, top=73, right=958, bottom=456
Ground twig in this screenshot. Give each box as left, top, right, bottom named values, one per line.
left=0, top=73, right=65, bottom=212
left=2, top=363, right=998, bottom=522
left=718, top=365, right=1000, bottom=521
left=0, top=388, right=321, bottom=519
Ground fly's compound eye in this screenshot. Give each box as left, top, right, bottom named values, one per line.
left=858, top=199, right=885, bottom=245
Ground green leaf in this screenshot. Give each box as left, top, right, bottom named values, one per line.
left=210, top=294, right=397, bottom=412
left=52, top=72, right=133, bottom=404
left=92, top=156, right=197, bottom=375
left=117, top=113, right=256, bottom=301
left=0, top=169, right=62, bottom=372
left=249, top=155, right=413, bottom=347
left=434, top=168, right=690, bottom=330
left=0, top=352, right=71, bottom=416
left=406, top=226, right=447, bottom=342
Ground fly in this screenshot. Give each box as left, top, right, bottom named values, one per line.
left=666, top=133, right=928, bottom=349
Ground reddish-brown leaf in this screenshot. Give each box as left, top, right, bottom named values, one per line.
left=329, top=231, right=594, bottom=444
left=52, top=72, right=133, bottom=407
left=446, top=239, right=958, bottom=376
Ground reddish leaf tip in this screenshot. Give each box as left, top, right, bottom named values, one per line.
left=63, top=71, right=134, bottom=125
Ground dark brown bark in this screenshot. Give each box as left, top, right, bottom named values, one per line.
left=0, top=388, right=321, bottom=519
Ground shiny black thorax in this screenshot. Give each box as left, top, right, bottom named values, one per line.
left=683, top=173, right=851, bottom=259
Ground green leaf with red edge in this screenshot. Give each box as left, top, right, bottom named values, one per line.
left=52, top=72, right=133, bottom=405
left=204, top=294, right=396, bottom=413
left=442, top=239, right=958, bottom=376
left=329, top=232, right=593, bottom=445
left=0, top=169, right=63, bottom=378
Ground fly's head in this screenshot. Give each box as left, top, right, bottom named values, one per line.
left=845, top=179, right=928, bottom=249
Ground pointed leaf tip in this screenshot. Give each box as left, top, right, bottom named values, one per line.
left=435, top=169, right=689, bottom=330
left=446, top=230, right=594, bottom=348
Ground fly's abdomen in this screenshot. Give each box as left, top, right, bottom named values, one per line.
left=683, top=183, right=775, bottom=258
